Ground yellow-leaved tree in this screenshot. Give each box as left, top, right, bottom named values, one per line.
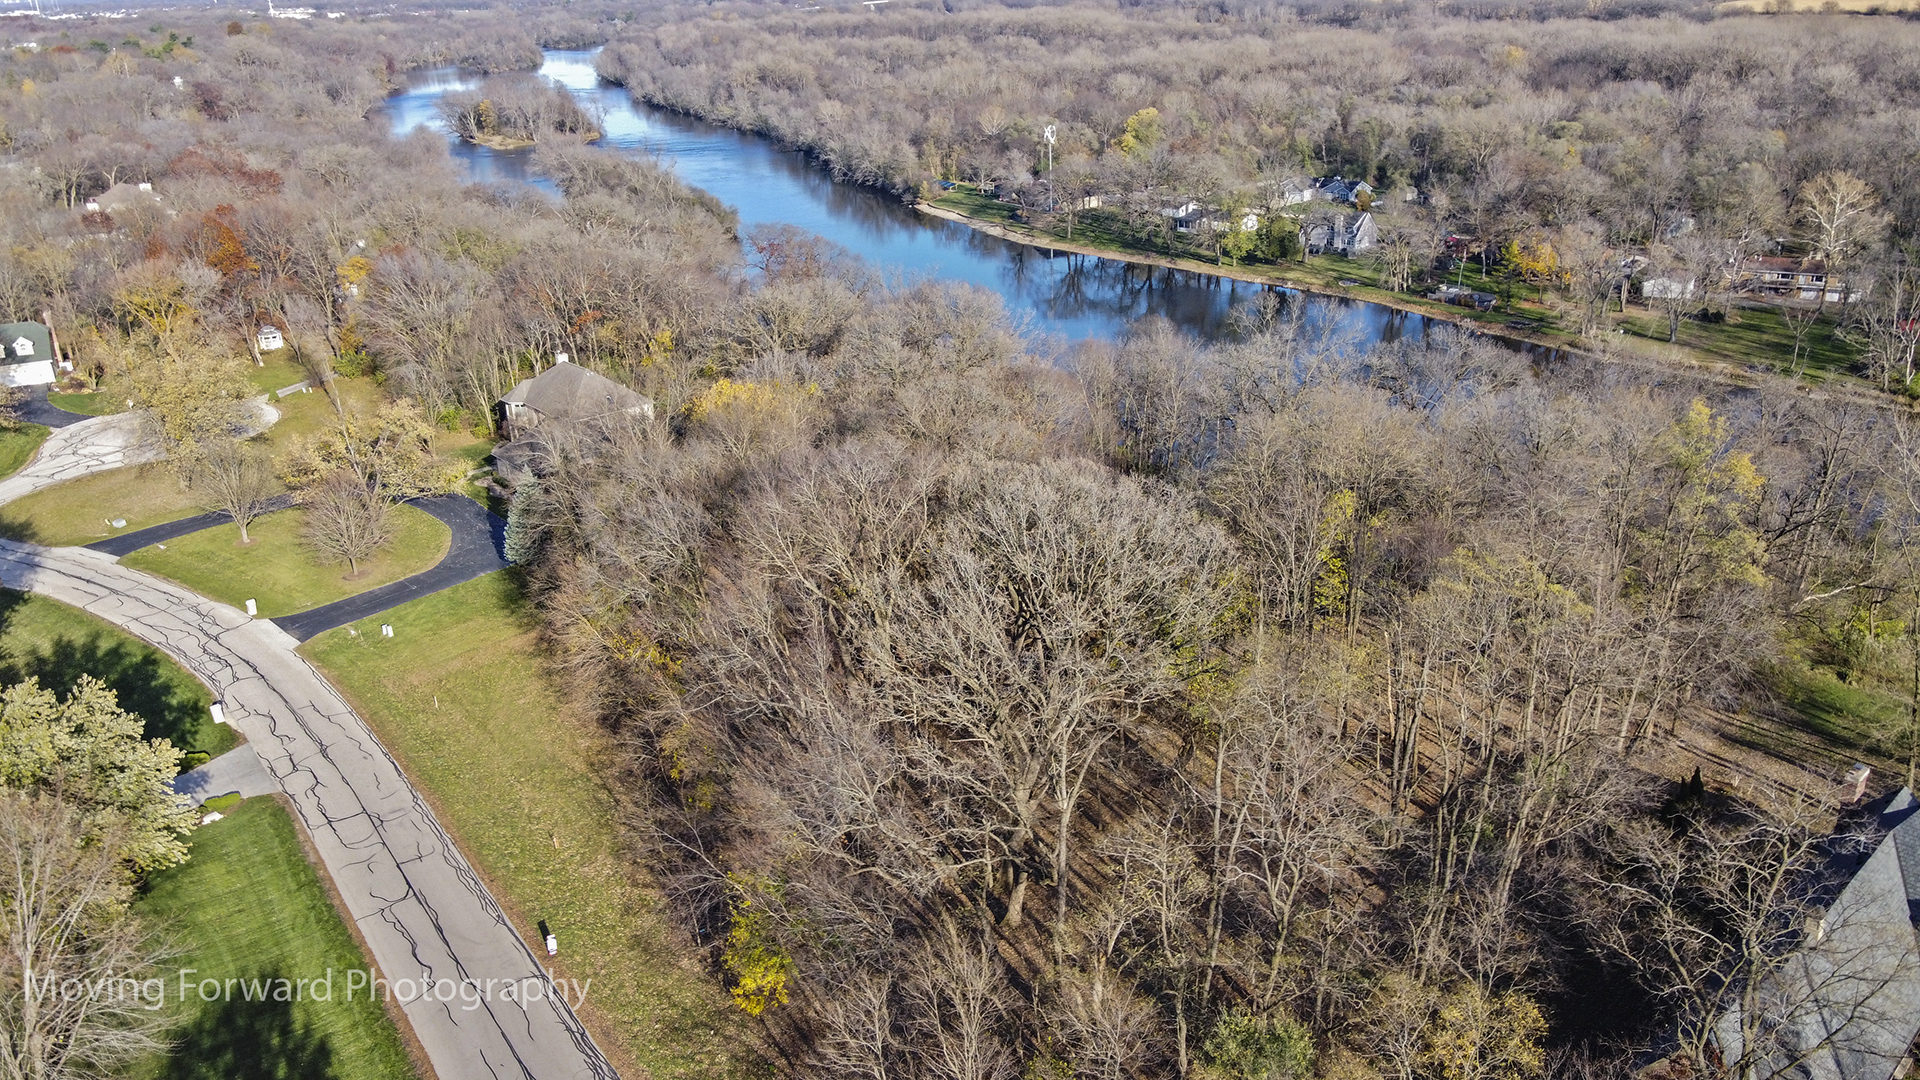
left=720, top=875, right=792, bottom=1016
left=111, top=330, right=254, bottom=479
left=1118, top=107, right=1162, bottom=156
left=1419, top=984, right=1547, bottom=1080
left=680, top=378, right=816, bottom=460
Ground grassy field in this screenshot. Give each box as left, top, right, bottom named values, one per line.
left=0, top=588, right=233, bottom=764
left=0, top=462, right=203, bottom=545
left=130, top=797, right=417, bottom=1080
left=301, top=573, right=760, bottom=1080
left=247, top=355, right=311, bottom=396
left=0, top=423, right=48, bottom=480
left=46, top=389, right=126, bottom=416
left=1617, top=305, right=1859, bottom=381
left=123, top=505, right=451, bottom=617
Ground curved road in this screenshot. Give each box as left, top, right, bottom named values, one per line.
left=0, top=416, right=616, bottom=1080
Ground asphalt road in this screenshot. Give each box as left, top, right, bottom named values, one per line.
left=0, top=540, right=617, bottom=1080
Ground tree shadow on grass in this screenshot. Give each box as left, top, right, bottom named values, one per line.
left=0, top=627, right=215, bottom=754
left=158, top=968, right=338, bottom=1080
left=0, top=511, right=40, bottom=543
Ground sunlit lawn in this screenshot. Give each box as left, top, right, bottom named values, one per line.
left=46, top=389, right=126, bottom=416
left=0, top=462, right=204, bottom=545
left=0, top=375, right=394, bottom=547
left=0, top=423, right=48, bottom=479
left=130, top=797, right=417, bottom=1080
left=302, top=573, right=760, bottom=1080
left=0, top=588, right=232, bottom=764
left=1618, top=306, right=1860, bottom=381
left=122, top=505, right=451, bottom=616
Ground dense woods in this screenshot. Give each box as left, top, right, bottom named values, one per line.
left=5, top=2, right=1920, bottom=1079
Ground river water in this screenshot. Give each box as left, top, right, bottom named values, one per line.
left=376, top=49, right=1451, bottom=347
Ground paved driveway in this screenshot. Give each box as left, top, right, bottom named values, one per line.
left=17, top=386, right=94, bottom=429
left=0, top=541, right=617, bottom=1080
left=0, top=412, right=156, bottom=507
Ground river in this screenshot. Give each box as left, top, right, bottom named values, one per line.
left=376, top=49, right=1453, bottom=348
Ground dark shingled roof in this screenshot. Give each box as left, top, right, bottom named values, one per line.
left=500, top=362, right=650, bottom=426
left=1717, top=788, right=1920, bottom=1080
left=1, top=322, right=53, bottom=364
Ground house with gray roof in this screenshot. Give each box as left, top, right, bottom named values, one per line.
left=1712, top=788, right=1920, bottom=1080
left=498, top=357, right=653, bottom=440
left=492, top=357, right=653, bottom=486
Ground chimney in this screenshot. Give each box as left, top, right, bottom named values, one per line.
left=41, top=311, right=61, bottom=364
left=1845, top=763, right=1871, bottom=803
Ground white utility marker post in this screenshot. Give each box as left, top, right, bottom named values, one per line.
left=245, top=598, right=257, bottom=617
left=210, top=702, right=226, bottom=725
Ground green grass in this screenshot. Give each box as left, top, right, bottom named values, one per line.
left=130, top=797, right=417, bottom=1080
left=0, top=423, right=48, bottom=479
left=0, top=588, right=233, bottom=763
left=46, top=389, right=126, bottom=416
left=246, top=355, right=312, bottom=396
left=122, top=505, right=451, bottom=617
left=0, top=462, right=205, bottom=545
left=1769, top=659, right=1908, bottom=759
left=301, top=573, right=759, bottom=1080
left=1618, top=305, right=1860, bottom=381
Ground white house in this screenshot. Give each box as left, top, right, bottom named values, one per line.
left=85, top=181, right=164, bottom=215
left=0, top=321, right=57, bottom=387
left=1272, top=177, right=1315, bottom=207
left=256, top=325, right=285, bottom=352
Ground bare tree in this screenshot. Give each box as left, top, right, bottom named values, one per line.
left=301, top=469, right=394, bottom=578
left=193, top=441, right=279, bottom=544
left=1586, top=787, right=1905, bottom=1080
left=0, top=793, right=172, bottom=1080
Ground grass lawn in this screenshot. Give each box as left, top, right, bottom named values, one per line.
left=301, top=573, right=759, bottom=1080
left=0, top=462, right=204, bottom=545
left=130, top=797, right=417, bottom=1080
left=0, top=588, right=233, bottom=764
left=0, top=423, right=48, bottom=480
left=46, top=389, right=126, bottom=416
left=122, top=505, right=451, bottom=617
left=247, top=355, right=312, bottom=396
left=1617, top=305, right=1860, bottom=382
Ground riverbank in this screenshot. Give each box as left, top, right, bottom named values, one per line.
left=915, top=200, right=1573, bottom=347
left=916, top=199, right=1905, bottom=408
